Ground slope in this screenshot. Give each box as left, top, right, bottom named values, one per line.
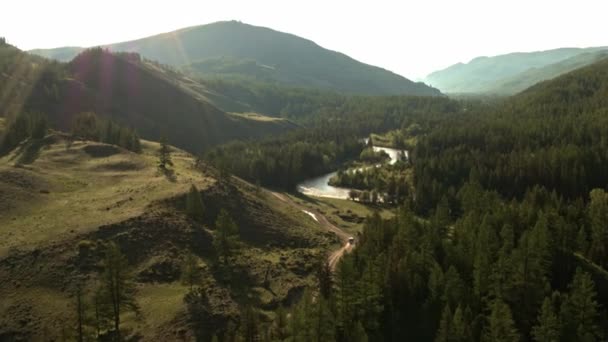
left=30, top=21, right=441, bottom=96
left=0, top=134, right=334, bottom=340
left=2, top=45, right=296, bottom=154
left=425, top=46, right=608, bottom=94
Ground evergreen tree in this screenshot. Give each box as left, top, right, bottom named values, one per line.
left=158, top=135, right=173, bottom=169
left=351, top=321, right=369, bottom=342
left=270, top=306, right=289, bottom=341
left=186, top=185, right=205, bottom=221
left=451, top=305, right=472, bottom=342
left=483, top=299, right=520, bottom=342
left=185, top=287, right=214, bottom=342
left=213, top=209, right=240, bottom=266
left=181, top=251, right=202, bottom=290
left=560, top=268, right=601, bottom=341
left=532, top=297, right=560, bottom=342
left=588, top=189, right=608, bottom=268
left=72, top=112, right=99, bottom=140
left=239, top=306, right=260, bottom=342
left=435, top=304, right=452, bottom=342
left=316, top=258, right=333, bottom=299
left=98, top=243, right=138, bottom=340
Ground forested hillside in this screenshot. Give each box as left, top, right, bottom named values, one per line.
left=318, top=54, right=608, bottom=341
left=183, top=54, right=608, bottom=342
left=1, top=44, right=295, bottom=153
left=31, top=21, right=441, bottom=96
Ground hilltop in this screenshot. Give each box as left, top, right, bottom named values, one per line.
left=2, top=45, right=296, bottom=154
left=425, top=46, right=608, bottom=94
left=31, top=21, right=441, bottom=96
left=0, top=133, right=334, bottom=340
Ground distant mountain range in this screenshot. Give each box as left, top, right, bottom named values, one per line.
left=425, top=47, right=608, bottom=94
left=30, top=21, right=441, bottom=96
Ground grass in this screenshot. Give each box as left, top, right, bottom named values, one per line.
left=127, top=282, right=191, bottom=339
left=0, top=137, right=213, bottom=257
left=228, top=112, right=287, bottom=122
left=0, top=135, right=335, bottom=340
left=285, top=193, right=395, bottom=235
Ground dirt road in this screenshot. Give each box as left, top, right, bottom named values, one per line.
left=271, top=192, right=353, bottom=270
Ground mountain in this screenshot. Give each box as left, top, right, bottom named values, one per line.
left=2, top=44, right=296, bottom=153
left=425, top=47, right=608, bottom=94
left=492, top=50, right=608, bottom=94
left=30, top=21, right=441, bottom=96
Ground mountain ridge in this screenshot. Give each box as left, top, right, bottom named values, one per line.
left=30, top=20, right=441, bottom=96
left=425, top=46, right=608, bottom=94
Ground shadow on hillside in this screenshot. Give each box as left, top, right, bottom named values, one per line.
left=11, top=137, right=54, bottom=165
left=159, top=166, right=177, bottom=182
left=213, top=263, right=261, bottom=306
left=292, top=191, right=323, bottom=206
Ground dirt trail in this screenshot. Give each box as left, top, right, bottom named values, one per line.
left=271, top=192, right=353, bottom=270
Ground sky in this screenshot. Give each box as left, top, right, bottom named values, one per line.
left=2, top=0, right=607, bottom=80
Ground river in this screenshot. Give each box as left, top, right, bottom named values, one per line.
left=296, top=145, right=408, bottom=199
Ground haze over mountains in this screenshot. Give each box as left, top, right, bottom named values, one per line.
left=31, top=21, right=441, bottom=96
left=1, top=43, right=295, bottom=153
left=425, top=46, right=608, bottom=94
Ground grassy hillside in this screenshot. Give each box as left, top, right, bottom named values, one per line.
left=425, top=46, right=608, bottom=94
left=0, top=134, right=333, bottom=340
left=30, top=21, right=441, bottom=96
left=1, top=45, right=295, bottom=154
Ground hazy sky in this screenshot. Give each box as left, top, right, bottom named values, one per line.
left=2, top=0, right=607, bottom=79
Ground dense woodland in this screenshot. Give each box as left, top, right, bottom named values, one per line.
left=195, top=58, right=608, bottom=341
left=204, top=96, right=460, bottom=190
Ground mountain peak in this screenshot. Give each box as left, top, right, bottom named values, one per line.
left=30, top=22, right=440, bottom=96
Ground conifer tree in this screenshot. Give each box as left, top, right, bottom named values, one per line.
left=483, top=299, right=520, bottom=342
left=560, top=268, right=601, bottom=341
left=158, top=135, right=173, bottom=169
left=451, top=305, right=472, bottom=342
left=532, top=297, right=560, bottom=342
left=316, top=258, right=333, bottom=299
left=435, top=304, right=452, bottom=342
left=186, top=185, right=205, bottom=221
left=270, top=306, right=290, bottom=341
left=213, top=209, right=240, bottom=266
left=98, top=243, right=138, bottom=341
left=181, top=251, right=202, bottom=290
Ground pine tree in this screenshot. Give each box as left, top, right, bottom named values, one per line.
left=185, top=287, right=214, bottom=341
left=532, top=297, right=560, bottom=342
left=451, top=305, right=472, bottom=342
left=270, top=306, right=289, bottom=341
left=186, top=185, right=205, bottom=221
left=75, top=285, right=86, bottom=342
left=588, top=189, right=608, bottom=268
left=435, top=304, right=452, bottom=342
left=98, top=243, right=138, bottom=341
left=311, top=296, right=335, bottom=342
left=316, top=258, right=333, bottom=299
left=213, top=209, right=240, bottom=266
left=239, top=306, right=260, bottom=342
left=335, top=257, right=357, bottom=338
left=560, top=268, right=601, bottom=340
left=181, top=251, right=202, bottom=290
left=351, top=321, right=369, bottom=342
left=158, top=135, right=173, bottom=169
left=483, top=299, right=520, bottom=342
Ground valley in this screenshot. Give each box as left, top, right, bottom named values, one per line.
left=2, top=8, right=608, bottom=342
